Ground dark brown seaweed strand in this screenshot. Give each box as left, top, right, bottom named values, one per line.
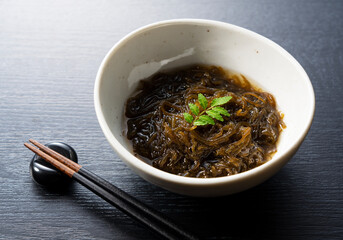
left=125, top=65, right=284, bottom=178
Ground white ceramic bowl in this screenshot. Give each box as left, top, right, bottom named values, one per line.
left=94, top=19, right=315, bottom=197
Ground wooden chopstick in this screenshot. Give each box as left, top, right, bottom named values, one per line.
left=24, top=140, right=198, bottom=240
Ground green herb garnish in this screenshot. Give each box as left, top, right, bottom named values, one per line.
left=183, top=93, right=232, bottom=127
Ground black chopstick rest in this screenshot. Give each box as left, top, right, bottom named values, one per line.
left=30, top=142, right=78, bottom=187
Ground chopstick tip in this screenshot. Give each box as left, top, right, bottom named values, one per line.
left=24, top=142, right=32, bottom=149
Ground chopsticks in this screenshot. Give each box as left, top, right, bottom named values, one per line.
left=24, top=139, right=198, bottom=240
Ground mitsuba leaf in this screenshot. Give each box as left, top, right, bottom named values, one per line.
left=188, top=103, right=199, bottom=116
left=194, top=119, right=208, bottom=126
left=206, top=110, right=224, bottom=121
left=183, top=113, right=194, bottom=124
left=212, top=106, right=231, bottom=117
left=198, top=115, right=215, bottom=125
left=210, top=96, right=232, bottom=107
left=198, top=93, right=208, bottom=110
left=183, top=94, right=231, bottom=127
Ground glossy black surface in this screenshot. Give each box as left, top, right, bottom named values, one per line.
left=30, top=142, right=78, bottom=187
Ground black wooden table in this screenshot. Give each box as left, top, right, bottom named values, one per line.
left=1, top=1, right=342, bottom=239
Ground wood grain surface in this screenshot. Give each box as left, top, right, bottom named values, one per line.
left=0, top=0, right=342, bottom=239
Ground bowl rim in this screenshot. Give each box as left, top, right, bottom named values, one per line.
left=94, top=18, right=315, bottom=186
